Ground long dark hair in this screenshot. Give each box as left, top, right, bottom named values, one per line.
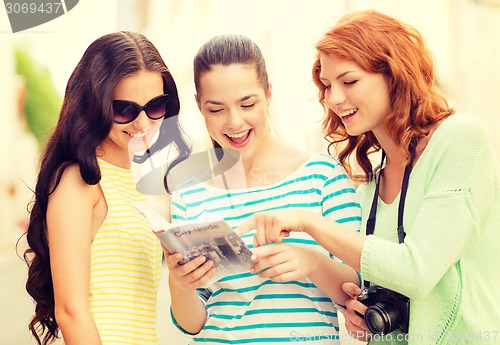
left=23, top=31, right=190, bottom=344
left=312, top=10, right=454, bottom=182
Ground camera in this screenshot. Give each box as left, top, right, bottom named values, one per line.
left=357, top=285, right=410, bottom=335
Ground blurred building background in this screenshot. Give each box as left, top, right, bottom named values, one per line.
left=1, top=0, right=499, bottom=344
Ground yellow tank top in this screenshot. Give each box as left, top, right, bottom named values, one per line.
left=90, top=159, right=162, bottom=344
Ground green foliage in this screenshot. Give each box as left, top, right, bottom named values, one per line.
left=14, top=44, right=62, bottom=146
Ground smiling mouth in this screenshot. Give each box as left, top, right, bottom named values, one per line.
left=338, top=108, right=358, bottom=122
left=124, top=130, right=149, bottom=139
left=225, top=129, right=251, bottom=144
left=338, top=108, right=358, bottom=117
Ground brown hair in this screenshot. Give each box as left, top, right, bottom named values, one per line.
left=194, top=34, right=270, bottom=97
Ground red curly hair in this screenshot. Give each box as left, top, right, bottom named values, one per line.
left=313, top=10, right=454, bottom=183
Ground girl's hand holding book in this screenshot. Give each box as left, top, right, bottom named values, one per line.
left=164, top=251, right=216, bottom=291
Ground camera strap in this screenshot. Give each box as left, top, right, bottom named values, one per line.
left=364, top=139, right=416, bottom=287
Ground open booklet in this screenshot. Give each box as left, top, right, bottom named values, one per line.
left=131, top=201, right=254, bottom=287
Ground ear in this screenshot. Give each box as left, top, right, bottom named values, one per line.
left=266, top=83, right=272, bottom=108
left=195, top=94, right=201, bottom=112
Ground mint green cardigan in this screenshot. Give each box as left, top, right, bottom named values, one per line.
left=357, top=114, right=500, bottom=345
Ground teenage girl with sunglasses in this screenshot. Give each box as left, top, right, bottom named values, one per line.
left=23, top=31, right=190, bottom=345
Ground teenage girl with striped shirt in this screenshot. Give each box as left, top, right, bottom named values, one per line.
left=165, top=34, right=362, bottom=344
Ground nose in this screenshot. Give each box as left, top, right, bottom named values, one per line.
left=326, top=86, right=346, bottom=109
left=226, top=108, right=244, bottom=129
left=132, top=110, right=151, bottom=129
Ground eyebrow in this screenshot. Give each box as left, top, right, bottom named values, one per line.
left=204, top=94, right=259, bottom=106
left=320, top=71, right=356, bottom=83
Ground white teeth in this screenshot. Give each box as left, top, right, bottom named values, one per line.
left=338, top=109, right=357, bottom=117
left=226, top=130, right=249, bottom=139
left=126, top=131, right=148, bottom=138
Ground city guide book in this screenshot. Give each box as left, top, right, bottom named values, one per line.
left=132, top=201, right=254, bottom=287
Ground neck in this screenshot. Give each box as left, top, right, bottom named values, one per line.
left=96, top=146, right=132, bottom=169
left=241, top=135, right=296, bottom=188
left=375, top=134, right=406, bottom=168
left=241, top=132, right=280, bottom=173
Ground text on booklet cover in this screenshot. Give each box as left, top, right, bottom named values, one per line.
left=131, top=201, right=253, bottom=286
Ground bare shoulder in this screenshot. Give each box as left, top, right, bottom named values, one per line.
left=47, top=164, right=107, bottom=241
left=50, top=163, right=101, bottom=204
left=58, top=164, right=93, bottom=188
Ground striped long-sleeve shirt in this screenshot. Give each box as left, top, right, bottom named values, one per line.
left=171, top=153, right=361, bottom=344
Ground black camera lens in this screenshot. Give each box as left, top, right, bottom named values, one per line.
left=366, top=309, right=386, bottom=332
left=365, top=303, right=401, bottom=335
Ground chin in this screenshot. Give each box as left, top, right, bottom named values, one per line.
left=344, top=127, right=363, bottom=137
left=127, top=139, right=151, bottom=154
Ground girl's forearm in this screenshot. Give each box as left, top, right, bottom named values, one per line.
left=169, top=279, right=208, bottom=335
left=306, top=250, right=360, bottom=306
left=56, top=309, right=102, bottom=345
left=304, top=212, right=366, bottom=272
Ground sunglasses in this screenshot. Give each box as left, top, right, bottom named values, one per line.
left=113, top=94, right=170, bottom=124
